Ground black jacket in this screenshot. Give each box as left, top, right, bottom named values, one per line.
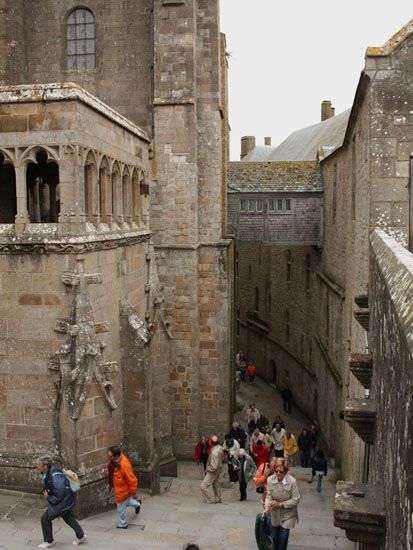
left=312, top=456, right=328, bottom=475
left=298, top=433, right=312, bottom=451
left=44, top=464, right=75, bottom=519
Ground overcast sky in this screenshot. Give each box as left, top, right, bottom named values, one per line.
left=219, top=1, right=412, bottom=160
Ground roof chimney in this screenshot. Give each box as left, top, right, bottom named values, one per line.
left=321, top=100, right=335, bottom=121
left=240, top=136, right=256, bottom=159
left=264, top=136, right=272, bottom=146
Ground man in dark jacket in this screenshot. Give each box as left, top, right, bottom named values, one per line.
left=229, top=421, right=247, bottom=449
left=297, top=429, right=312, bottom=467
left=37, top=456, right=86, bottom=548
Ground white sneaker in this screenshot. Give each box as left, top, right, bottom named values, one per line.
left=73, top=536, right=87, bottom=545
left=38, top=543, right=55, bottom=549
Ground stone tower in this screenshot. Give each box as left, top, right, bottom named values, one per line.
left=0, top=0, right=231, bottom=510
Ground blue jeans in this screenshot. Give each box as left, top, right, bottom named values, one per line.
left=271, top=525, right=290, bottom=550
left=308, top=472, right=324, bottom=492
left=117, top=496, right=140, bottom=527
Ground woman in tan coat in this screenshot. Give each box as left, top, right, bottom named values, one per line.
left=263, top=460, right=300, bottom=549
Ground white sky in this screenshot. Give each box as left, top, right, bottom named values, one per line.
left=219, top=1, right=412, bottom=160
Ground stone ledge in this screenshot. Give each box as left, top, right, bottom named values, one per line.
left=349, top=353, right=373, bottom=389
left=353, top=308, right=369, bottom=331
left=341, top=398, right=376, bottom=444
left=334, top=481, right=386, bottom=549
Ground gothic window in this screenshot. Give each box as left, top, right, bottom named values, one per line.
left=67, top=8, right=96, bottom=70
left=0, top=153, right=16, bottom=223
left=27, top=150, right=60, bottom=223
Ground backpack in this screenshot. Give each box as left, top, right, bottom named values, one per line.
left=63, top=468, right=80, bottom=492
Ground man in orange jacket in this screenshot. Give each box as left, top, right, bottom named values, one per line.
left=107, top=446, right=141, bottom=529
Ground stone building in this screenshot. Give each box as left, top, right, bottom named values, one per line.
left=0, top=1, right=232, bottom=514
left=230, top=18, right=413, bottom=548
left=229, top=108, right=349, bottom=460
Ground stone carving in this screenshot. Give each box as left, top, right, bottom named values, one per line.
left=0, top=233, right=150, bottom=255
left=50, top=255, right=118, bottom=419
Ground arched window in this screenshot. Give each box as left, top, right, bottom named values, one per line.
left=67, top=8, right=95, bottom=70
left=0, top=153, right=16, bottom=223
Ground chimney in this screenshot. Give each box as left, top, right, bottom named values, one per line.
left=240, top=136, right=256, bottom=159
left=321, top=100, right=335, bottom=121
left=264, top=136, right=272, bottom=146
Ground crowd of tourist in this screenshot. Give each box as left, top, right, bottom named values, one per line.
left=195, top=354, right=329, bottom=550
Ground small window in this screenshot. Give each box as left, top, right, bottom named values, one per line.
left=256, top=199, right=263, bottom=212
left=286, top=310, right=290, bottom=343
left=67, top=8, right=96, bottom=70
left=268, top=199, right=275, bottom=212
left=286, top=249, right=291, bottom=282
left=276, top=199, right=283, bottom=212
left=248, top=200, right=255, bottom=212
left=285, top=199, right=291, bottom=212
left=254, top=287, right=259, bottom=311
left=240, top=199, right=247, bottom=212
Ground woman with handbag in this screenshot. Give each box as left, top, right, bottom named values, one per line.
left=263, top=459, right=300, bottom=550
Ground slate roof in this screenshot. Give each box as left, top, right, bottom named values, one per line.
left=243, top=109, right=351, bottom=162
left=228, top=160, right=322, bottom=193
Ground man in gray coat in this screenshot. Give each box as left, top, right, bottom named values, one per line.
left=236, top=448, right=257, bottom=501
left=200, top=436, right=224, bottom=503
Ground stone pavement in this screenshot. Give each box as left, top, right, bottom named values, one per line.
left=0, top=377, right=353, bottom=550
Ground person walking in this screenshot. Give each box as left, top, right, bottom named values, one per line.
left=271, top=415, right=285, bottom=430
left=263, top=461, right=300, bottom=550
left=271, top=424, right=286, bottom=458
left=249, top=427, right=265, bottom=453
left=200, top=435, right=224, bottom=503
left=253, top=439, right=271, bottom=468
left=194, top=436, right=212, bottom=473
left=297, top=429, right=312, bottom=468
left=236, top=448, right=257, bottom=501
left=281, top=387, right=293, bottom=414
left=246, top=403, right=261, bottom=434
left=223, top=433, right=240, bottom=482
left=239, top=352, right=247, bottom=382
left=283, top=432, right=299, bottom=466
left=229, top=421, right=247, bottom=450
left=106, top=446, right=141, bottom=529
left=309, top=424, right=318, bottom=461
left=36, top=456, right=86, bottom=548
left=247, top=362, right=256, bottom=384
left=308, top=449, right=328, bottom=492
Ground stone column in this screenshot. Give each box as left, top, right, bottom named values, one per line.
left=14, top=164, right=29, bottom=233
left=122, top=175, right=132, bottom=227
left=111, top=171, right=122, bottom=227
left=132, top=175, right=140, bottom=227
left=100, top=168, right=112, bottom=226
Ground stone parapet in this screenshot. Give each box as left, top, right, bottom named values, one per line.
left=341, top=398, right=376, bottom=444
left=334, top=481, right=386, bottom=549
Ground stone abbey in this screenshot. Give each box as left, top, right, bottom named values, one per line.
left=0, top=1, right=232, bottom=515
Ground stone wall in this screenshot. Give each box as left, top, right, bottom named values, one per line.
left=369, top=229, right=413, bottom=550
left=228, top=192, right=322, bottom=245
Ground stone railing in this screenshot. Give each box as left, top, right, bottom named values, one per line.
left=335, top=229, right=413, bottom=549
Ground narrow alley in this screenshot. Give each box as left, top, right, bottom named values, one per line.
left=0, top=377, right=352, bottom=550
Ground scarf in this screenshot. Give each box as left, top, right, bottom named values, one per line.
left=108, top=459, right=120, bottom=488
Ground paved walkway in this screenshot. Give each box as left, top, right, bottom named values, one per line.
left=0, top=377, right=353, bottom=549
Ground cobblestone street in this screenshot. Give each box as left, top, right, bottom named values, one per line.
left=0, top=377, right=352, bottom=550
